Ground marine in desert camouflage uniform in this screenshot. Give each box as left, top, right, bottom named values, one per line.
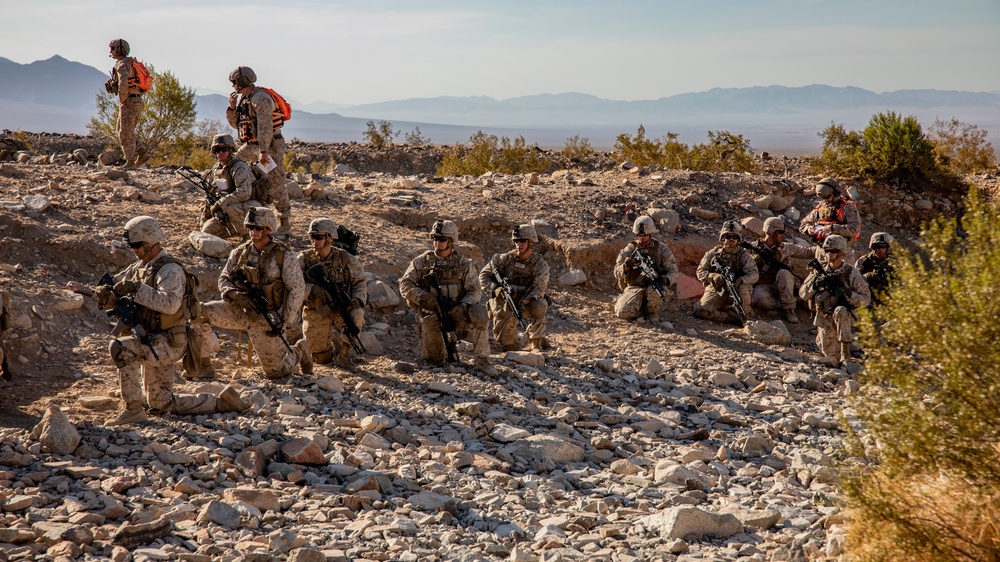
left=480, top=224, right=551, bottom=352
left=745, top=217, right=815, bottom=324
left=614, top=215, right=679, bottom=323
left=200, top=134, right=261, bottom=238
left=799, top=177, right=862, bottom=263
left=97, top=217, right=245, bottom=426
left=225, top=66, right=292, bottom=235
left=799, top=235, right=871, bottom=367
left=299, top=218, right=367, bottom=367
left=105, top=39, right=148, bottom=167
left=192, top=207, right=311, bottom=379
left=854, top=232, right=895, bottom=306
left=400, top=220, right=495, bottom=376
left=694, top=221, right=759, bottom=324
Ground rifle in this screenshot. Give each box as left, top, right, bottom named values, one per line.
left=631, top=250, right=667, bottom=298
left=98, top=273, right=159, bottom=360
left=806, top=259, right=857, bottom=319
left=229, top=269, right=294, bottom=353
left=176, top=166, right=236, bottom=237
left=709, top=257, right=747, bottom=327
left=424, top=270, right=460, bottom=364
left=492, top=270, right=527, bottom=332
left=741, top=241, right=800, bottom=281
left=305, top=264, right=366, bottom=354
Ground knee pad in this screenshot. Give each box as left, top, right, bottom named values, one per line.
left=468, top=304, right=488, bottom=327
left=109, top=339, right=130, bottom=369
left=525, top=299, right=547, bottom=318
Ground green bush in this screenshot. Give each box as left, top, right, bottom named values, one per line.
left=404, top=127, right=430, bottom=146
left=436, top=131, right=552, bottom=176
left=613, top=125, right=756, bottom=172
left=929, top=118, right=997, bottom=175
left=87, top=66, right=198, bottom=164
left=562, top=135, right=593, bottom=160
left=843, top=187, right=1000, bottom=561
left=363, top=120, right=398, bottom=148
left=814, top=112, right=962, bottom=192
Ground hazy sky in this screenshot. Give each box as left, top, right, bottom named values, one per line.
left=3, top=0, right=999, bottom=106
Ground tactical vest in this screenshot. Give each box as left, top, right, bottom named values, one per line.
left=499, top=252, right=540, bottom=298
left=110, top=58, right=141, bottom=95
left=747, top=240, right=782, bottom=284
left=712, top=248, right=748, bottom=276
left=125, top=255, right=198, bottom=332
left=815, top=198, right=861, bottom=241
left=422, top=252, right=468, bottom=305
left=624, top=241, right=664, bottom=288
left=302, top=248, right=353, bottom=309
left=231, top=240, right=288, bottom=312
left=235, top=88, right=282, bottom=144
left=213, top=159, right=239, bottom=195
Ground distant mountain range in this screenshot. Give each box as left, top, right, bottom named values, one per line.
left=3, top=55, right=1000, bottom=153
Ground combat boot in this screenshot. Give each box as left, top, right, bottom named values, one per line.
left=275, top=216, right=292, bottom=236
left=839, top=342, right=853, bottom=367
left=216, top=385, right=247, bottom=413
left=295, top=339, right=313, bottom=375
left=105, top=407, right=147, bottom=427
left=783, top=308, right=800, bottom=324
left=313, top=349, right=334, bottom=365
left=474, top=356, right=498, bottom=377
left=135, top=146, right=151, bottom=166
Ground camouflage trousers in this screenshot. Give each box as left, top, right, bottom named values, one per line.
left=812, top=305, right=855, bottom=358
left=109, top=329, right=185, bottom=412
left=201, top=198, right=261, bottom=238
left=303, top=306, right=365, bottom=363
left=615, top=285, right=664, bottom=321
left=488, top=296, right=547, bottom=349
left=236, top=138, right=290, bottom=218
left=418, top=304, right=489, bottom=365
left=193, top=300, right=299, bottom=379
left=751, top=269, right=797, bottom=311
left=117, top=96, right=143, bottom=162
left=694, top=283, right=753, bottom=322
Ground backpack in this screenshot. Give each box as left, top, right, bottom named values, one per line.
left=249, top=165, right=273, bottom=205
left=130, top=59, right=153, bottom=92
left=259, top=87, right=291, bottom=125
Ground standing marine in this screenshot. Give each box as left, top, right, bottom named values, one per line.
left=105, top=39, right=149, bottom=168
left=613, top=215, right=678, bottom=323
left=299, top=218, right=367, bottom=368
left=226, top=66, right=292, bottom=235
left=400, top=220, right=495, bottom=376
left=480, top=223, right=551, bottom=352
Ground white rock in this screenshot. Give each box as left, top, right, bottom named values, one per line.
left=188, top=231, right=233, bottom=258
left=639, top=506, right=743, bottom=540
left=491, top=424, right=531, bottom=443
left=32, top=406, right=80, bottom=455
left=558, top=269, right=587, bottom=286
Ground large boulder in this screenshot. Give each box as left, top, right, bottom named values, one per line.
left=189, top=231, right=233, bottom=259
left=639, top=506, right=743, bottom=540
left=32, top=406, right=80, bottom=455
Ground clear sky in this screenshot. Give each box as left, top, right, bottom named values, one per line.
left=3, top=0, right=999, bottom=106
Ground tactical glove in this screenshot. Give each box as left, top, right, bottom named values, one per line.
left=447, top=303, right=468, bottom=323
left=708, top=273, right=724, bottom=291
left=229, top=292, right=254, bottom=311
left=624, top=257, right=639, bottom=269
left=492, top=287, right=503, bottom=298
left=96, top=286, right=117, bottom=310
left=114, top=280, right=141, bottom=296
left=418, top=292, right=438, bottom=310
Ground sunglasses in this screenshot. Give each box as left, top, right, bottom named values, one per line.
left=825, top=249, right=842, bottom=254
left=212, top=147, right=231, bottom=154
left=721, top=234, right=740, bottom=241
left=310, top=234, right=327, bottom=240
left=247, top=225, right=266, bottom=232
left=773, top=230, right=785, bottom=235
left=872, top=244, right=889, bottom=249
left=433, top=236, right=450, bottom=243
left=127, top=241, right=145, bottom=249
left=513, top=238, right=529, bottom=243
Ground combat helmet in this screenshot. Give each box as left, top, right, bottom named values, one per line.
left=822, top=234, right=848, bottom=253
left=869, top=232, right=893, bottom=248
left=633, top=215, right=658, bottom=235
left=229, top=66, right=257, bottom=89
left=430, top=219, right=459, bottom=244
left=123, top=216, right=163, bottom=246
left=309, top=218, right=339, bottom=240
left=244, top=207, right=276, bottom=232
left=763, top=217, right=785, bottom=234
left=719, top=220, right=743, bottom=242
left=511, top=224, right=538, bottom=243
left=109, top=39, right=130, bottom=58
left=815, top=177, right=840, bottom=199
left=210, top=134, right=237, bottom=153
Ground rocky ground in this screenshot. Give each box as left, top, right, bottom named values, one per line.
left=0, top=132, right=994, bottom=562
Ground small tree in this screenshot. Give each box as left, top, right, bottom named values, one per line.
left=562, top=135, right=593, bottom=160
left=88, top=66, right=197, bottom=163
left=687, top=130, right=759, bottom=173
left=363, top=120, right=399, bottom=148
left=843, top=187, right=1000, bottom=561
left=929, top=118, right=997, bottom=175
left=436, top=131, right=552, bottom=176
left=404, top=127, right=430, bottom=146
